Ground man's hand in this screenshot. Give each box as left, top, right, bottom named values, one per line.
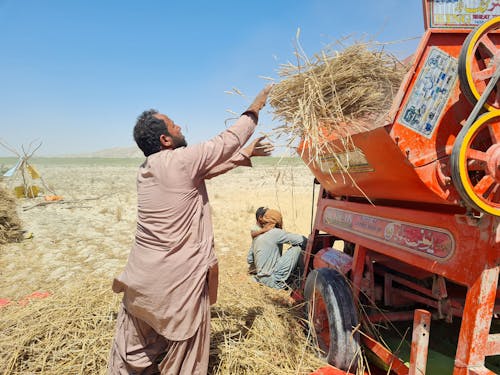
left=243, top=136, right=274, bottom=157
left=263, top=223, right=276, bottom=231
left=245, top=84, right=274, bottom=118
left=251, top=222, right=274, bottom=239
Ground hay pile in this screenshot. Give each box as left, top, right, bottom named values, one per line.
left=0, top=278, right=120, bottom=374
left=269, top=41, right=408, bottom=159
left=210, top=260, right=327, bottom=374
left=0, top=185, right=23, bottom=245
left=0, top=269, right=331, bottom=374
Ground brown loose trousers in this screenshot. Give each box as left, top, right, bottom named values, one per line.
left=108, top=114, right=256, bottom=374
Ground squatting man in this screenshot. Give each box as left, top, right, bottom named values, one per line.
left=247, top=208, right=307, bottom=290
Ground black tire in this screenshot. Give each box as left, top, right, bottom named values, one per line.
left=304, top=268, right=361, bottom=372
left=458, top=19, right=500, bottom=109
left=458, top=24, right=481, bottom=106
left=450, top=111, right=500, bottom=215
left=450, top=112, right=478, bottom=211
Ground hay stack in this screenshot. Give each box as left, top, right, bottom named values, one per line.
left=211, top=263, right=328, bottom=374
left=0, top=275, right=331, bottom=375
left=269, top=42, right=409, bottom=159
left=0, top=278, right=120, bottom=374
left=0, top=185, right=23, bottom=245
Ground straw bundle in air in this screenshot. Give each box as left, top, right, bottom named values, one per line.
left=269, top=42, right=409, bottom=159
left=0, top=185, right=23, bottom=245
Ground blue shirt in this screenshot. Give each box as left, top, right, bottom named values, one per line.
left=252, top=228, right=306, bottom=278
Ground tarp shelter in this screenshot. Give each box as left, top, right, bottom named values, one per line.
left=1, top=140, right=55, bottom=199
left=3, top=156, right=43, bottom=198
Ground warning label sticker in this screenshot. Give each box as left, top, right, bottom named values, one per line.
left=399, top=47, right=458, bottom=138
left=319, top=147, right=373, bottom=174
left=323, top=207, right=455, bottom=259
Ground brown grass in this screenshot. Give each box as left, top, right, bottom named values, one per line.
left=0, top=265, right=331, bottom=375
left=0, top=278, right=119, bottom=374
left=210, top=255, right=329, bottom=374
left=0, top=160, right=342, bottom=375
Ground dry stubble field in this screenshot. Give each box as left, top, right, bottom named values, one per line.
left=0, top=156, right=330, bottom=374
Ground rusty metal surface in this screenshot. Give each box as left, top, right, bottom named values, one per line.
left=409, top=310, right=431, bottom=375
left=302, top=190, right=500, bottom=374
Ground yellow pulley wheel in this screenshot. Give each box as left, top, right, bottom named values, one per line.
left=458, top=16, right=500, bottom=111
left=451, top=110, right=500, bottom=216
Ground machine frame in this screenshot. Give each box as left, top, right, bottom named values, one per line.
left=299, top=2, right=500, bottom=374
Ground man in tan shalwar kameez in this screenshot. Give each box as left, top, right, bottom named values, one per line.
left=108, top=85, right=273, bottom=375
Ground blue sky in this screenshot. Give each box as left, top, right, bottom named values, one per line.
left=0, top=0, right=424, bottom=157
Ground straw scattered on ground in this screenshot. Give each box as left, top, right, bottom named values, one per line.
left=210, top=254, right=328, bottom=374
left=0, top=278, right=120, bottom=375
left=0, top=157, right=337, bottom=375
left=269, top=39, right=409, bottom=164
left=0, top=272, right=330, bottom=375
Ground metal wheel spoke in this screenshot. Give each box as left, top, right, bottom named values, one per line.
left=478, top=35, right=498, bottom=58
left=466, top=148, right=488, bottom=162
left=489, top=121, right=500, bottom=144
left=473, top=175, right=495, bottom=196
left=472, top=66, right=495, bottom=81
left=493, top=84, right=500, bottom=107
left=467, top=160, right=487, bottom=171
left=486, top=183, right=500, bottom=201
left=471, top=34, right=500, bottom=106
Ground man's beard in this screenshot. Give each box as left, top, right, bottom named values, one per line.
left=172, top=135, right=187, bottom=148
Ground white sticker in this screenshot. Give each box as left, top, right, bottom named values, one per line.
left=399, top=47, right=458, bottom=138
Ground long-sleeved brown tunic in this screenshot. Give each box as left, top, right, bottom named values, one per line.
left=112, top=114, right=256, bottom=341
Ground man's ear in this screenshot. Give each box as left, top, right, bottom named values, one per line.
left=159, top=134, right=173, bottom=149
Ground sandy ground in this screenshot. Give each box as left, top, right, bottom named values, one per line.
left=0, top=157, right=328, bottom=374
left=0, top=158, right=316, bottom=299
left=4, top=157, right=499, bottom=374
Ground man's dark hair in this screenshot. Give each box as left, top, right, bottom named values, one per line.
left=255, top=207, right=267, bottom=221
left=133, top=109, right=171, bottom=157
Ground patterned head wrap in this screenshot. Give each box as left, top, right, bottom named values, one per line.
left=261, top=209, right=283, bottom=229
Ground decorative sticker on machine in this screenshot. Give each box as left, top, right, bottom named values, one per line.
left=430, top=0, right=500, bottom=28
left=323, top=207, right=455, bottom=259
left=319, top=147, right=373, bottom=174
left=398, top=47, right=457, bottom=139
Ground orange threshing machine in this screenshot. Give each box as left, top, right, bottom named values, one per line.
left=297, top=1, right=500, bottom=374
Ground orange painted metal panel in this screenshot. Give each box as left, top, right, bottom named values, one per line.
left=299, top=30, right=500, bottom=208
left=312, top=197, right=499, bottom=287
left=303, top=8, right=500, bottom=374
left=309, top=366, right=357, bottom=375
left=409, top=309, right=431, bottom=375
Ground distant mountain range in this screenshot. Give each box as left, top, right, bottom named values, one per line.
left=66, top=146, right=143, bottom=158
left=37, top=145, right=287, bottom=159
